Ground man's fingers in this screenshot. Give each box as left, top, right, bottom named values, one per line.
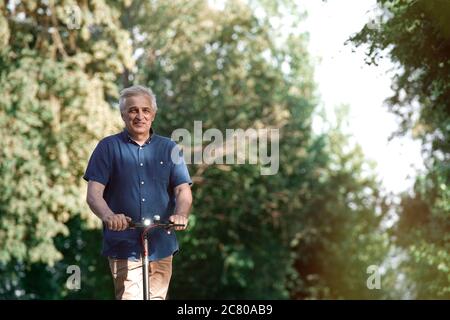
left=117, top=215, right=124, bottom=230
left=122, top=216, right=129, bottom=230
left=104, top=214, right=131, bottom=231
left=113, top=219, right=119, bottom=231
left=117, top=219, right=124, bottom=231
left=118, top=214, right=129, bottom=230
left=170, top=215, right=187, bottom=231
left=124, top=216, right=132, bottom=230
left=115, top=217, right=122, bottom=231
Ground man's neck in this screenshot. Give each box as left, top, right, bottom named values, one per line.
left=128, top=131, right=151, bottom=146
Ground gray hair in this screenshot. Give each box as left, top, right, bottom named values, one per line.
left=119, top=85, right=158, bottom=113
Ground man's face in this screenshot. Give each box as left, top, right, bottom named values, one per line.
left=121, top=95, right=155, bottom=137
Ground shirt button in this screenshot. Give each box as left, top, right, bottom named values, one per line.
left=141, top=181, right=144, bottom=185
left=142, top=198, right=145, bottom=202
left=139, top=147, right=143, bottom=150
left=140, top=163, right=143, bottom=166
left=160, top=161, right=164, bottom=164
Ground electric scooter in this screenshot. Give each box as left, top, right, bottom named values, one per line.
left=128, top=215, right=184, bottom=300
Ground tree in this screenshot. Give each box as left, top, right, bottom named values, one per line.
left=286, top=105, right=392, bottom=299
left=122, top=0, right=311, bottom=299
left=350, top=0, right=450, bottom=298
left=124, top=0, right=391, bottom=299
left=0, top=0, right=132, bottom=298
left=0, top=0, right=394, bottom=299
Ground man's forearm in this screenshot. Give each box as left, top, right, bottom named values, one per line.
left=87, top=196, right=115, bottom=222
left=174, top=188, right=193, bottom=217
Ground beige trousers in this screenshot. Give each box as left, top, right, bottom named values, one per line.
left=108, top=255, right=173, bottom=300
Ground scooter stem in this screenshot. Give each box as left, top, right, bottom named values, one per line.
left=142, top=232, right=150, bottom=300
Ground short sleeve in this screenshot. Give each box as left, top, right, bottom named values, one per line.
left=169, top=144, right=192, bottom=188
left=83, top=140, right=111, bottom=186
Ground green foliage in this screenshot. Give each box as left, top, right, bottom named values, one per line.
left=395, top=162, right=450, bottom=298
left=0, top=0, right=130, bottom=296
left=1, top=0, right=392, bottom=299
left=286, top=106, right=392, bottom=299
left=350, top=0, right=450, bottom=298
left=126, top=1, right=390, bottom=299
left=126, top=0, right=312, bottom=299
left=349, top=0, right=450, bottom=146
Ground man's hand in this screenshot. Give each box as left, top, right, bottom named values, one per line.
left=87, top=181, right=131, bottom=231
left=170, top=183, right=192, bottom=231
left=103, top=214, right=132, bottom=231
left=169, top=214, right=188, bottom=231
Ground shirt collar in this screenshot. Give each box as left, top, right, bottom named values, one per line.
left=122, top=128, right=154, bottom=145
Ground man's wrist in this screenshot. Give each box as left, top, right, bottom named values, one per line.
left=100, top=212, right=115, bottom=222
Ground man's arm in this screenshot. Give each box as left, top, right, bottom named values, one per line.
left=169, top=183, right=193, bottom=231
left=86, top=180, right=130, bottom=231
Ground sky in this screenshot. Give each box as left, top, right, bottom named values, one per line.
left=300, top=0, right=425, bottom=194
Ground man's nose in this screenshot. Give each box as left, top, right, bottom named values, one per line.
left=136, top=110, right=145, bottom=119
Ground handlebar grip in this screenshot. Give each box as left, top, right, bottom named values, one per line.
left=155, top=222, right=186, bottom=229
left=128, top=220, right=186, bottom=229
left=167, top=223, right=185, bottom=227
left=128, top=221, right=145, bottom=228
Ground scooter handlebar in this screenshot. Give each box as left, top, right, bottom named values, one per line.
left=128, top=220, right=185, bottom=229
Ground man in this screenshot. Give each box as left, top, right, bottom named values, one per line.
left=84, top=85, right=193, bottom=300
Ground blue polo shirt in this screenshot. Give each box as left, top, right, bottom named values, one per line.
left=83, top=129, right=192, bottom=261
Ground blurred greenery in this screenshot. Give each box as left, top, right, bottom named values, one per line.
left=0, top=0, right=447, bottom=299
left=350, top=0, right=450, bottom=299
